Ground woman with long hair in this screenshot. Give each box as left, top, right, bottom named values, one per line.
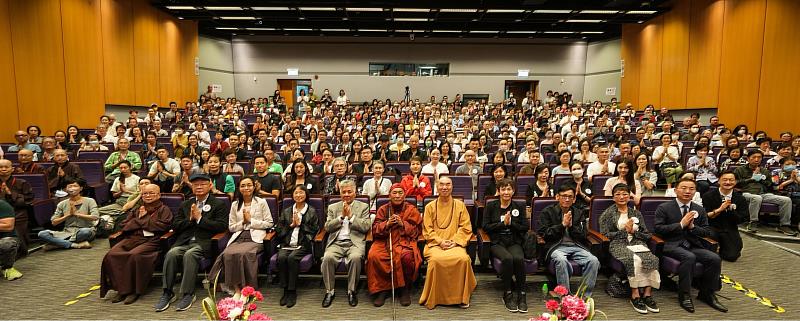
left=208, top=177, right=273, bottom=294
left=634, top=153, right=657, bottom=197
left=284, top=158, right=319, bottom=195
left=604, top=159, right=642, bottom=205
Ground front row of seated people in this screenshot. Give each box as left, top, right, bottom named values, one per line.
left=21, top=173, right=736, bottom=314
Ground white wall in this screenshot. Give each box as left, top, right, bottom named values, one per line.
left=583, top=39, right=621, bottom=102
left=229, top=36, right=589, bottom=102
left=198, top=36, right=236, bottom=98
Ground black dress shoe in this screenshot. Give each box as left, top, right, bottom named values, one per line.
left=698, top=293, right=728, bottom=312
left=322, top=292, right=335, bottom=308
left=678, top=293, right=695, bottom=313
left=286, top=292, right=297, bottom=308
left=348, top=292, right=358, bottom=307
left=280, top=291, right=288, bottom=306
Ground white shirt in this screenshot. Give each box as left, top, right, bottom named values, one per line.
left=586, top=161, right=616, bottom=180
left=193, top=130, right=211, bottom=148
left=337, top=202, right=352, bottom=241
left=421, top=162, right=449, bottom=178
left=289, top=203, right=308, bottom=247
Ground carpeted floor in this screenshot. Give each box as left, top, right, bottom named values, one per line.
left=1, top=234, right=797, bottom=320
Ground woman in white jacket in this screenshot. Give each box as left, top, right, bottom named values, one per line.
left=362, top=160, right=392, bottom=211
left=209, top=177, right=273, bottom=294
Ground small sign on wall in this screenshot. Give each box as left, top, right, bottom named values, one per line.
left=194, top=57, right=200, bottom=76
left=620, top=59, right=625, bottom=78
left=605, top=87, right=617, bottom=96
left=211, top=84, right=222, bottom=93
left=517, top=69, right=529, bottom=77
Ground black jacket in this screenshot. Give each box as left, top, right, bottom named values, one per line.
left=483, top=199, right=529, bottom=246
left=654, top=200, right=712, bottom=252
left=701, top=189, right=749, bottom=231
left=274, top=205, right=319, bottom=251
left=172, top=194, right=229, bottom=257
left=538, top=204, right=589, bottom=260
left=400, top=148, right=427, bottom=162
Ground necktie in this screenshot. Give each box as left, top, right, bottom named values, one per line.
left=680, top=204, right=691, bottom=248
left=682, top=205, right=688, bottom=216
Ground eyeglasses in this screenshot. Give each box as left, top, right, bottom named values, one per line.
left=558, top=194, right=575, bottom=199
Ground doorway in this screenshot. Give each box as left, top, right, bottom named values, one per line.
left=276, top=79, right=312, bottom=115
left=504, top=80, right=539, bottom=103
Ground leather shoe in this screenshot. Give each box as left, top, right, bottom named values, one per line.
left=286, top=292, right=297, bottom=308
left=322, top=292, right=334, bottom=308
left=123, top=294, right=139, bottom=305
left=698, top=293, right=728, bottom=312
left=678, top=293, right=695, bottom=313
left=348, top=292, right=358, bottom=307
left=280, top=291, right=288, bottom=306
left=399, top=286, right=412, bottom=306
left=373, top=291, right=387, bottom=307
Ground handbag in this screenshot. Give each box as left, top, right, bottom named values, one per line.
left=605, top=273, right=632, bottom=298
left=522, top=232, right=538, bottom=259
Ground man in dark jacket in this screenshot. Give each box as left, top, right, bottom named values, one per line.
left=538, top=184, right=599, bottom=297
left=0, top=159, right=34, bottom=257
left=702, top=170, right=748, bottom=262
left=155, top=174, right=228, bottom=313
left=655, top=178, right=726, bottom=313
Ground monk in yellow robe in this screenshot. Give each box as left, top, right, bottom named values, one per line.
left=419, top=176, right=476, bottom=309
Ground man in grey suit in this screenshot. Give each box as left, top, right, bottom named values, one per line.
left=321, top=179, right=371, bottom=308
left=654, top=178, right=726, bottom=314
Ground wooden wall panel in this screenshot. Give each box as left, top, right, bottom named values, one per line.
left=9, top=0, right=68, bottom=135
left=61, top=0, right=105, bottom=129
left=717, top=0, right=766, bottom=130
left=686, top=0, right=725, bottom=108
left=0, top=0, right=19, bottom=137
left=179, top=21, right=199, bottom=105
left=659, top=0, right=690, bottom=109
left=159, top=13, right=182, bottom=107
left=637, top=16, right=664, bottom=108
left=100, top=0, right=134, bottom=105
left=132, top=0, right=160, bottom=106
left=756, top=0, right=800, bottom=136
left=620, top=24, right=642, bottom=108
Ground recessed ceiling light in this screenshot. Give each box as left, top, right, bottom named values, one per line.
left=533, top=10, right=572, bottom=14
left=342, top=17, right=349, bottom=21
left=393, top=8, right=430, bottom=12
left=580, top=10, right=619, bottom=14
left=637, top=20, right=644, bottom=23
left=346, top=8, right=383, bottom=11
left=439, top=9, right=479, bottom=13
left=320, top=28, right=349, bottom=32
left=543, top=31, right=575, bottom=34
left=216, top=27, right=238, bottom=30
left=431, top=30, right=461, bottom=33
left=284, top=28, right=313, bottom=31
left=177, top=17, right=184, bottom=20
left=470, top=30, right=498, bottom=33
left=627, top=10, right=658, bottom=14
left=486, top=9, right=525, bottom=13
left=251, top=7, right=292, bottom=10
left=219, top=16, right=256, bottom=20
left=566, top=19, right=603, bottom=23
left=580, top=31, right=604, bottom=34
left=204, top=6, right=242, bottom=10
left=394, top=18, right=429, bottom=22
left=298, top=7, right=337, bottom=11
left=166, top=6, right=197, bottom=10
left=395, top=30, right=414, bottom=32
left=358, top=29, right=385, bottom=32
left=246, top=28, right=276, bottom=31
left=506, top=31, right=535, bottom=34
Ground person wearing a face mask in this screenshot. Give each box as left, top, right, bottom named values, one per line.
left=734, top=151, right=797, bottom=236
left=702, top=170, right=748, bottom=262
left=38, top=177, right=99, bottom=251
left=79, top=133, right=109, bottom=153
left=171, top=126, right=189, bottom=158
left=771, top=158, right=800, bottom=232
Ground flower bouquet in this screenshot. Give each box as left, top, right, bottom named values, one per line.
left=201, top=274, right=271, bottom=321
left=530, top=280, right=604, bottom=321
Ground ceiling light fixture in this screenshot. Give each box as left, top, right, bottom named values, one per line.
left=219, top=16, right=256, bottom=20
left=346, top=7, right=383, bottom=11
left=566, top=19, right=603, bottom=23
left=394, top=18, right=429, bottom=22
left=470, top=30, right=498, bottom=33
left=284, top=28, right=313, bottom=31
left=626, top=10, right=658, bottom=14
left=251, top=7, right=291, bottom=10
left=320, top=28, right=349, bottom=32
left=533, top=10, right=572, bottom=14
left=215, top=27, right=238, bottom=30
left=298, top=7, right=337, bottom=11
left=543, top=31, right=575, bottom=34
left=247, top=28, right=277, bottom=31
left=506, top=31, right=536, bottom=34
left=358, top=29, right=385, bottom=32
left=204, top=6, right=242, bottom=10
left=431, top=30, right=461, bottom=33
left=166, top=6, right=197, bottom=10
left=439, top=9, right=478, bottom=13
left=486, top=9, right=525, bottom=13
left=393, top=8, right=430, bottom=12
left=579, top=10, right=619, bottom=14
left=580, top=31, right=604, bottom=34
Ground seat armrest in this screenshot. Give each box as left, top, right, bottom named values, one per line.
left=477, top=228, right=491, bottom=244
left=108, top=231, right=123, bottom=240
left=587, top=229, right=609, bottom=243
left=366, top=229, right=373, bottom=242
left=212, top=232, right=227, bottom=241
left=470, top=234, right=477, bottom=242
left=314, top=229, right=327, bottom=242
left=264, top=230, right=276, bottom=241
left=160, top=230, right=174, bottom=240
left=702, top=236, right=719, bottom=252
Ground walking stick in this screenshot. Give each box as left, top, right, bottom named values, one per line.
left=388, top=227, right=397, bottom=321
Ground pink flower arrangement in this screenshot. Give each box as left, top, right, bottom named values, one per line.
left=202, top=284, right=270, bottom=321
left=546, top=299, right=560, bottom=311
left=530, top=283, right=597, bottom=321
left=560, top=294, right=589, bottom=321
left=247, top=313, right=272, bottom=321
left=554, top=285, right=569, bottom=296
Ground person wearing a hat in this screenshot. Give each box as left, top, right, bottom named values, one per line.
left=366, top=183, right=423, bottom=307
left=155, top=173, right=229, bottom=313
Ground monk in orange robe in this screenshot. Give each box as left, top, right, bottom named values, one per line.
left=366, top=184, right=422, bottom=307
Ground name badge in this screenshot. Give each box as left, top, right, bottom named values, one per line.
left=420, top=182, right=426, bottom=188
left=585, top=188, right=592, bottom=195
left=511, top=209, right=520, bottom=217
left=202, top=204, right=211, bottom=212
left=472, top=168, right=478, bottom=174
left=307, top=183, right=312, bottom=190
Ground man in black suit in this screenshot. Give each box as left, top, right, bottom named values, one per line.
left=654, top=178, right=726, bottom=313
left=155, top=174, right=229, bottom=312
left=702, top=170, right=748, bottom=262
left=399, top=135, right=427, bottom=162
